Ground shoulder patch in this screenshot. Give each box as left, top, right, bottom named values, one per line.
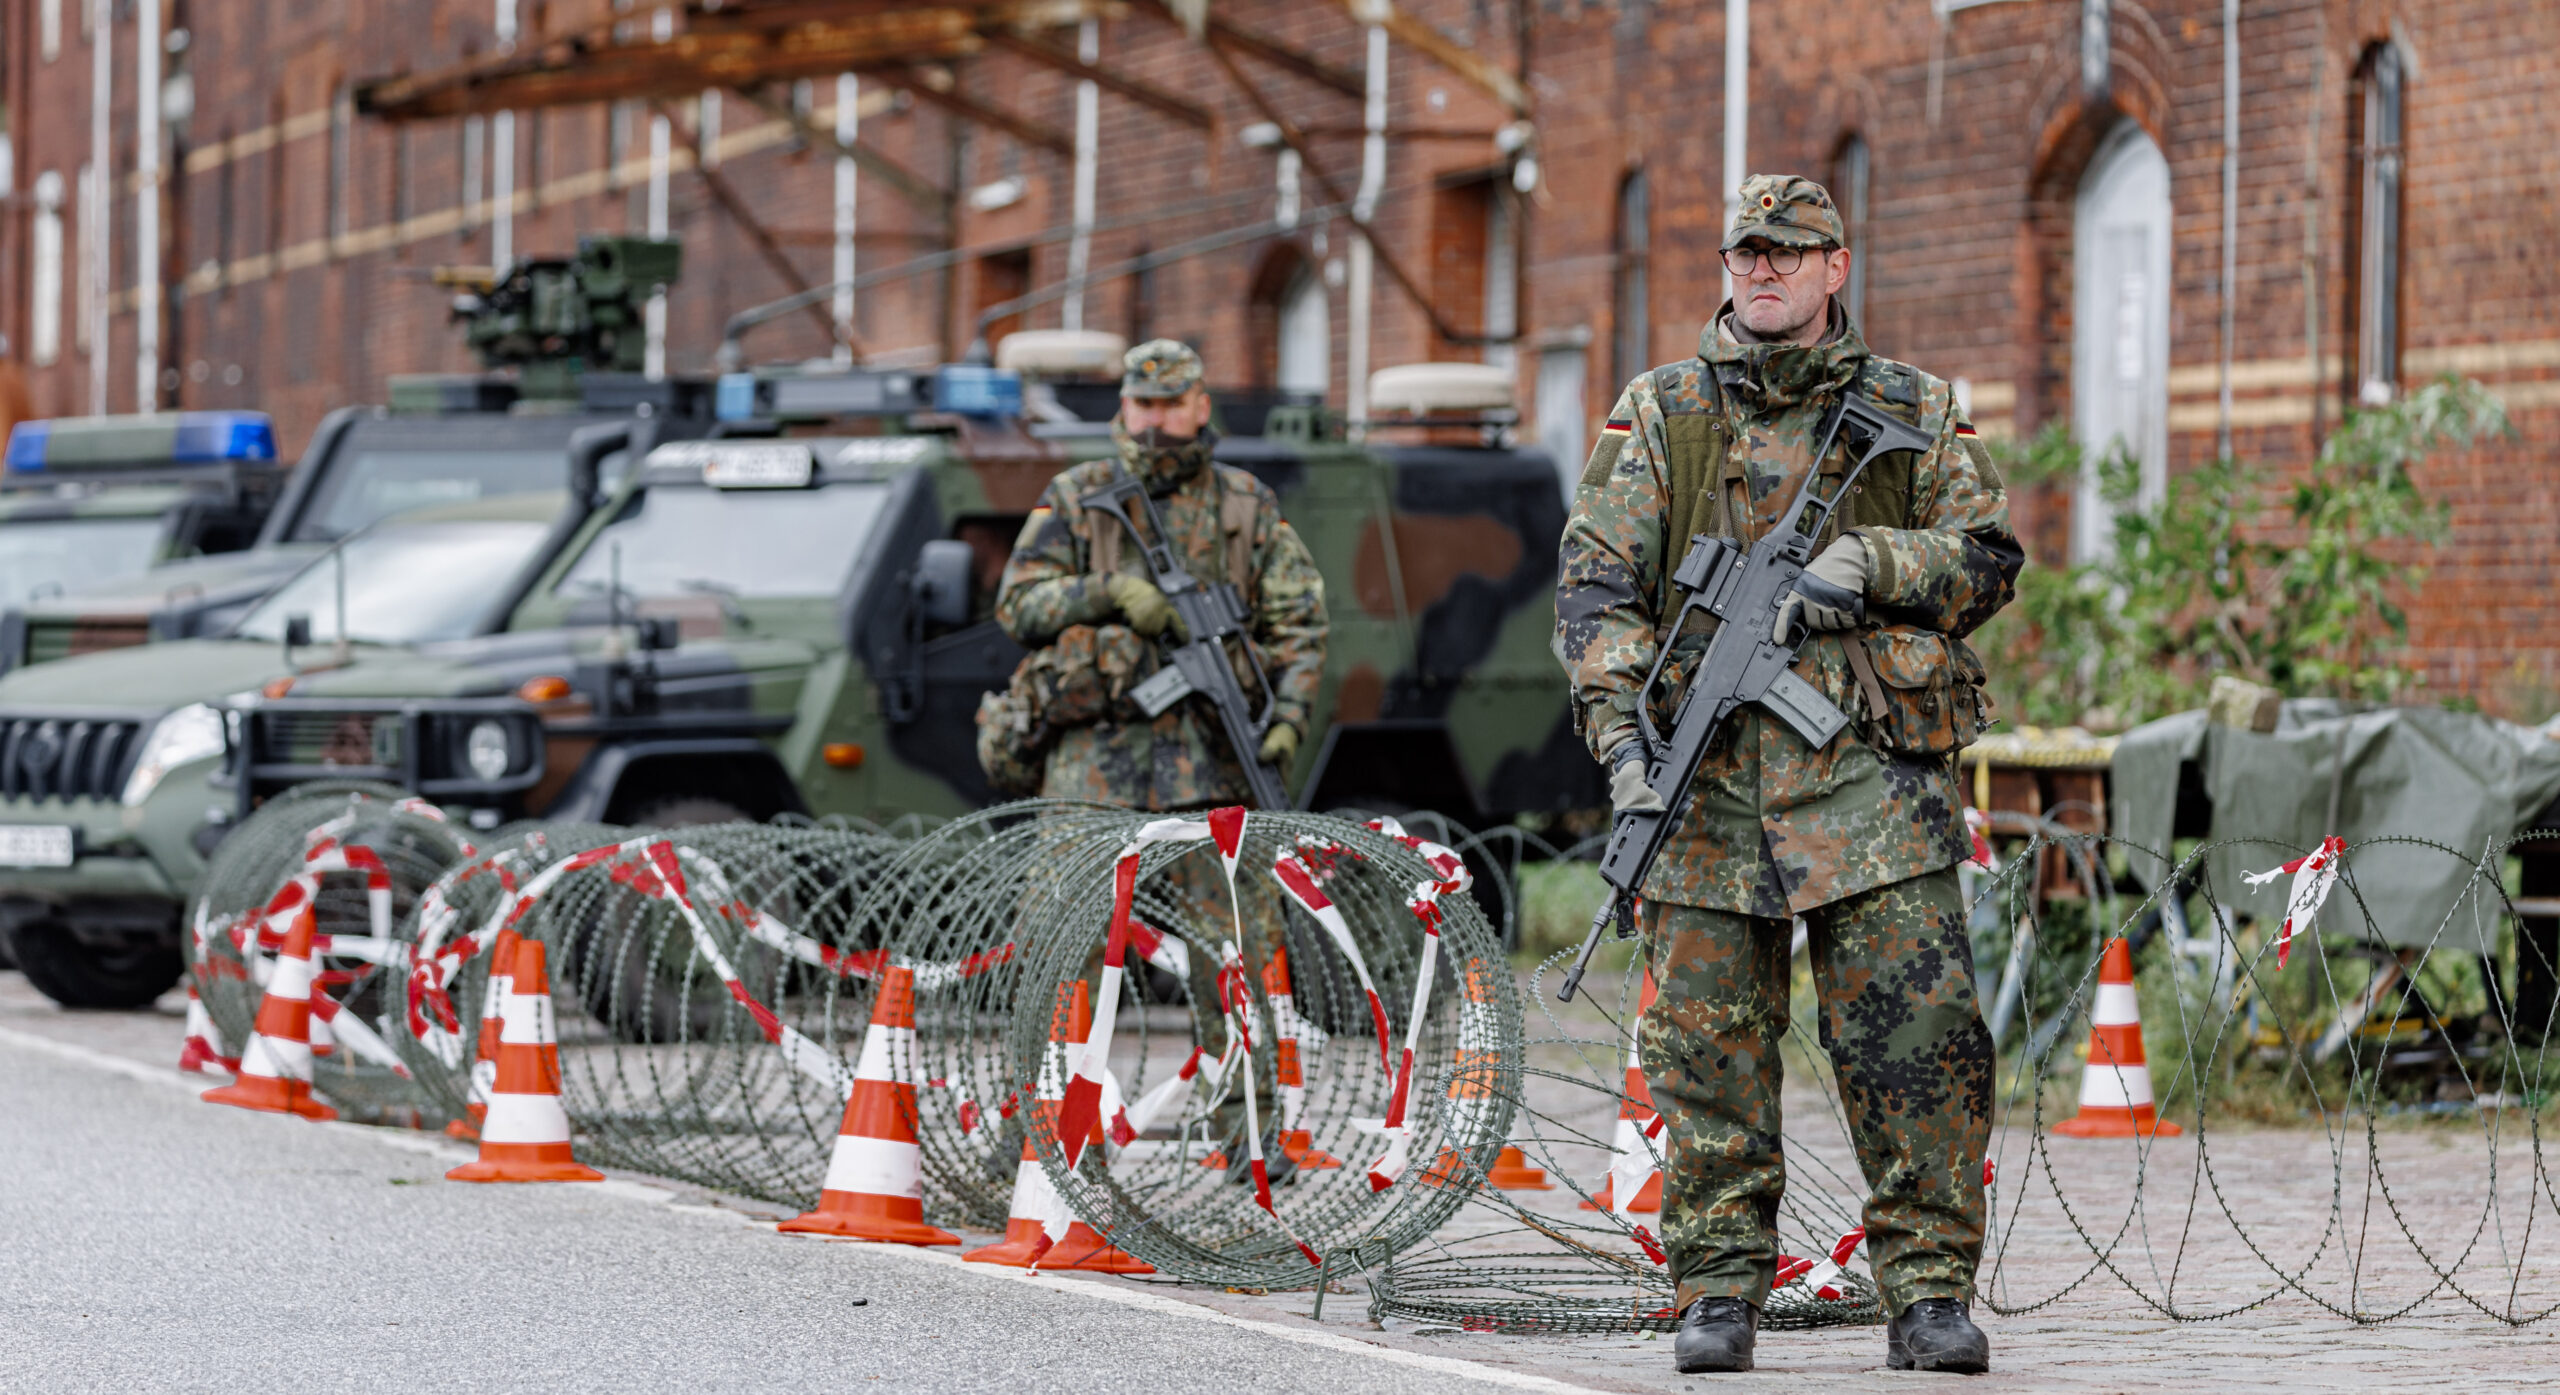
left=1579, top=434, right=1625, bottom=490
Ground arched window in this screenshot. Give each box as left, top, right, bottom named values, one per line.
left=1276, top=262, right=1329, bottom=398
left=1832, top=135, right=1871, bottom=326
left=2071, top=120, right=2172, bottom=562
left=1611, top=170, right=1650, bottom=389
left=2350, top=42, right=2406, bottom=404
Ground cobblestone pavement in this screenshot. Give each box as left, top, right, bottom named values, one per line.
left=6, top=971, right=2553, bottom=1393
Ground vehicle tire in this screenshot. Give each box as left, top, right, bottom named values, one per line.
left=624, top=796, right=753, bottom=829
left=7, top=921, right=183, bottom=1009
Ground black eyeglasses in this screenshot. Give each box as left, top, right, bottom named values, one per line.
left=1721, top=244, right=1835, bottom=276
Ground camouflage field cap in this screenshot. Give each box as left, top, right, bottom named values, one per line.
left=1121, top=338, right=1205, bottom=399
left=1723, top=174, right=1847, bottom=250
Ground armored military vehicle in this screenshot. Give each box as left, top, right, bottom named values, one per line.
left=0, top=410, right=282, bottom=664
left=0, top=235, right=694, bottom=670
left=222, top=347, right=1598, bottom=832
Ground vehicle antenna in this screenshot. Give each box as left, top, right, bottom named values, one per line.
left=332, top=544, right=350, bottom=665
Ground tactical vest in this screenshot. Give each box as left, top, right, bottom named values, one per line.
left=1639, top=355, right=1980, bottom=746
left=1648, top=355, right=1928, bottom=606
left=1077, top=465, right=1261, bottom=599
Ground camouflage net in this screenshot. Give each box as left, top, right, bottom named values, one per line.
left=182, top=795, right=2560, bottom=1331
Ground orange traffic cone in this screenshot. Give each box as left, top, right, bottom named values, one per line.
left=1264, top=947, right=1341, bottom=1171
left=446, top=925, right=518, bottom=1141
left=202, top=907, right=337, bottom=1120
left=447, top=941, right=604, bottom=1181
left=966, top=982, right=1085, bottom=1267
left=2053, top=937, right=2183, bottom=1138
left=779, top=966, right=958, bottom=1243
left=177, top=983, right=236, bottom=1079
left=1423, top=963, right=1506, bottom=1188
left=1583, top=967, right=1662, bottom=1212
left=1028, top=981, right=1151, bottom=1274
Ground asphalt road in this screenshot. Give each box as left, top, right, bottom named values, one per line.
left=0, top=1027, right=1585, bottom=1395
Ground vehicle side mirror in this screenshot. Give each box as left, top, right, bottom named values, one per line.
left=636, top=616, right=682, bottom=651
left=283, top=614, right=313, bottom=650
left=912, top=539, right=973, bottom=628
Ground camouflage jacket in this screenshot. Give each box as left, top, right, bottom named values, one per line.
left=996, top=431, right=1327, bottom=810
left=1555, top=305, right=2022, bottom=916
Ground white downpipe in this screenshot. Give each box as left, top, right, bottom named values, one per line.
left=643, top=7, right=673, bottom=379
left=87, top=0, right=111, bottom=415
left=1345, top=23, right=1387, bottom=428
left=2217, top=0, right=2239, bottom=460
left=491, top=112, right=515, bottom=271
left=134, top=0, right=160, bottom=408
left=1721, top=0, right=1748, bottom=304
left=1063, top=19, right=1098, bottom=333
left=493, top=0, right=518, bottom=273
left=831, top=73, right=858, bottom=364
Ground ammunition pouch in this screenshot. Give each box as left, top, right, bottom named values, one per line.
left=1847, top=625, right=1990, bottom=756
left=975, top=622, right=1153, bottom=795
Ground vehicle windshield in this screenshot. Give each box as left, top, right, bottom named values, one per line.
left=234, top=519, right=553, bottom=646
left=291, top=447, right=568, bottom=542
left=0, top=516, right=166, bottom=603
left=554, top=482, right=891, bottom=601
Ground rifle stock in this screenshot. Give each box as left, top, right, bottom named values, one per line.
left=1558, top=393, right=1937, bottom=1002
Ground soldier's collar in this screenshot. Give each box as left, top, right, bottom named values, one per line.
left=1699, top=299, right=1867, bottom=408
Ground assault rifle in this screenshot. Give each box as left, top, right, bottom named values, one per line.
left=1558, top=392, right=1937, bottom=1002
left=1079, top=461, right=1293, bottom=810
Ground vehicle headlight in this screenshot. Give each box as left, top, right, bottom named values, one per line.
left=122, top=703, right=228, bottom=807
left=465, top=720, right=512, bottom=782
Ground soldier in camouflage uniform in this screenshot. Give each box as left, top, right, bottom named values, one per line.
left=996, top=339, right=1328, bottom=1177
left=1555, top=176, right=2022, bottom=1375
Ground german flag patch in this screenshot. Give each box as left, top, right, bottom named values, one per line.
left=1601, top=419, right=1633, bottom=436
left=1953, top=423, right=1978, bottom=438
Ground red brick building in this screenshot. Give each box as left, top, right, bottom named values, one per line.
left=0, top=1, right=2550, bottom=703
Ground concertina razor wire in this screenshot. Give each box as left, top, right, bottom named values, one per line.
left=181, top=786, right=2560, bottom=1331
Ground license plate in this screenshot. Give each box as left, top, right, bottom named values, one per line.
left=0, top=824, right=75, bottom=868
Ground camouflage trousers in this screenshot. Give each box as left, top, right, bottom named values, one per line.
left=1639, top=866, right=1992, bottom=1316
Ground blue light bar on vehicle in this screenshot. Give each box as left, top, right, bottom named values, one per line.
left=3, top=421, right=51, bottom=472
left=934, top=366, right=1023, bottom=419
left=4, top=410, right=278, bottom=472
left=169, top=411, right=279, bottom=463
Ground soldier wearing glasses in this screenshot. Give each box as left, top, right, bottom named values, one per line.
left=1555, top=175, right=2022, bottom=1375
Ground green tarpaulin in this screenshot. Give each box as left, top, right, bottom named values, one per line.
left=2110, top=702, right=2560, bottom=954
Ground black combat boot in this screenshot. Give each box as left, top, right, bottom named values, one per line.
left=1224, top=1133, right=1297, bottom=1189
left=1672, top=1297, right=1758, bottom=1374
left=1886, top=1297, right=1990, bottom=1373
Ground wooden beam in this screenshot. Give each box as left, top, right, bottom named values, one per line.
left=861, top=63, right=1074, bottom=156
left=1200, top=39, right=1478, bottom=347
left=731, top=86, right=953, bottom=228
left=1324, top=0, right=1531, bottom=116
left=357, top=9, right=986, bottom=120
left=980, top=30, right=1217, bottom=131
left=653, top=99, right=864, bottom=358
left=1129, top=0, right=1363, bottom=99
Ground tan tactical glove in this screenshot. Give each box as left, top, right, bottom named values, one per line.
left=1606, top=737, right=1664, bottom=814
left=1258, top=723, right=1299, bottom=765
left=1771, top=534, right=1872, bottom=643
left=1107, top=572, right=1183, bottom=640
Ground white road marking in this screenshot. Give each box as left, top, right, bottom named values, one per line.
left=0, top=1026, right=1613, bottom=1394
